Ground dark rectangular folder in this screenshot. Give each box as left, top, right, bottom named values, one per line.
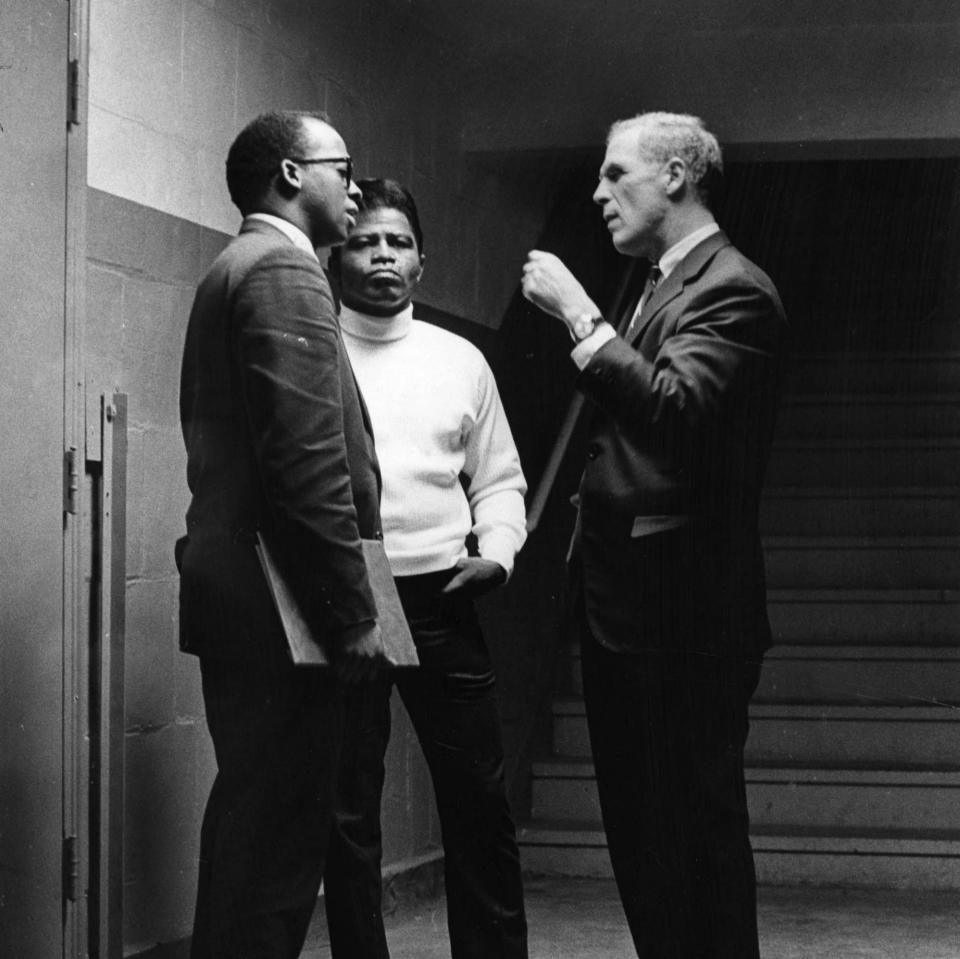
left=256, top=535, right=418, bottom=667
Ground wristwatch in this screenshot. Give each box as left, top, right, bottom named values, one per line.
left=572, top=312, right=603, bottom=341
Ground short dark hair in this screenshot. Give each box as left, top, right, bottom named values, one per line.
left=355, top=178, right=425, bottom=253
left=225, top=110, right=329, bottom=214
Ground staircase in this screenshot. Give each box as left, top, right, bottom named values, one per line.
left=519, top=347, right=960, bottom=889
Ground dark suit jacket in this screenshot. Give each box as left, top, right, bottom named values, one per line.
left=574, top=230, right=789, bottom=658
left=178, top=219, right=381, bottom=662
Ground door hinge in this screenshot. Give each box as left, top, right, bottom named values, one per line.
left=63, top=835, right=79, bottom=902
left=64, top=446, right=80, bottom=516
left=67, top=58, right=80, bottom=126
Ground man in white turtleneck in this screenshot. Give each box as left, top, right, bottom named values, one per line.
left=322, top=179, right=529, bottom=959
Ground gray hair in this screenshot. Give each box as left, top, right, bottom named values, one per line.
left=608, top=112, right=723, bottom=205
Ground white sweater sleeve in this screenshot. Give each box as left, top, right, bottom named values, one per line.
left=462, top=359, right=528, bottom=576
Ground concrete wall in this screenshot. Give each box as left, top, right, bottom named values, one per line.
left=87, top=0, right=545, bottom=328
left=456, top=3, right=960, bottom=153
left=84, top=0, right=549, bottom=951
left=85, top=189, right=223, bottom=947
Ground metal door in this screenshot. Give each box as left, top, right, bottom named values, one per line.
left=0, top=1, right=75, bottom=955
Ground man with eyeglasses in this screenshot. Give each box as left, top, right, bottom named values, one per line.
left=177, top=110, right=393, bottom=958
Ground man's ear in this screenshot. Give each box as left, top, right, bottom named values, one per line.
left=414, top=252, right=426, bottom=281
left=664, top=157, right=687, bottom=198
left=278, top=158, right=302, bottom=196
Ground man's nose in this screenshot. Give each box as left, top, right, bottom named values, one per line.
left=372, top=240, right=393, bottom=259
left=348, top=180, right=362, bottom=203
left=593, top=181, right=609, bottom=205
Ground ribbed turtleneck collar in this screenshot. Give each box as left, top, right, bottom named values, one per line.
left=339, top=303, right=413, bottom=343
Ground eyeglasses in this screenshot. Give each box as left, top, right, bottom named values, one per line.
left=288, top=155, right=352, bottom=186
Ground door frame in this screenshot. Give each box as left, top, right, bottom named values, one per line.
left=63, top=0, right=90, bottom=953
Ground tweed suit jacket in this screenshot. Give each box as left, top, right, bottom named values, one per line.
left=573, top=230, right=789, bottom=658
left=178, top=219, right=382, bottom=662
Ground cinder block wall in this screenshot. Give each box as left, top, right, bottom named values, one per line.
left=84, top=1, right=548, bottom=951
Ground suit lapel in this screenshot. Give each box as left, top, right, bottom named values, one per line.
left=625, top=230, right=731, bottom=345
left=626, top=268, right=684, bottom=343
left=241, top=219, right=376, bottom=438
left=615, top=289, right=644, bottom=337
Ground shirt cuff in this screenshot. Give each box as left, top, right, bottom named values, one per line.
left=571, top=321, right=616, bottom=370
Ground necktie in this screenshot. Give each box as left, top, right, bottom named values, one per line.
left=625, top=264, right=661, bottom=340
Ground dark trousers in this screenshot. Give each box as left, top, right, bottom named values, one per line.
left=580, top=629, right=762, bottom=959
left=324, top=569, right=528, bottom=959
left=191, top=655, right=345, bottom=959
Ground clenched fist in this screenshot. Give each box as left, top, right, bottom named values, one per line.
left=521, top=250, right=601, bottom=330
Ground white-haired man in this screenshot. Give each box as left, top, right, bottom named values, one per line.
left=522, top=112, right=789, bottom=958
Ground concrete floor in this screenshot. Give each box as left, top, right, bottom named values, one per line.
left=303, top=878, right=960, bottom=958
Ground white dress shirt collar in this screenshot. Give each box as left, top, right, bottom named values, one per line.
left=657, top=221, right=720, bottom=281
left=244, top=213, right=319, bottom=262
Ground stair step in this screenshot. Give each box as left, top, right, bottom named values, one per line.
left=763, top=537, right=960, bottom=589
left=760, top=488, right=960, bottom=536
left=569, top=644, right=960, bottom=705
left=759, top=645, right=960, bottom=703
left=766, top=439, right=960, bottom=487
left=785, top=352, right=960, bottom=394
left=777, top=394, right=960, bottom=439
left=549, top=590, right=960, bottom=649
left=748, top=704, right=960, bottom=765
left=749, top=768, right=960, bottom=831
left=519, top=821, right=615, bottom=879
left=519, top=821, right=960, bottom=888
left=551, top=700, right=960, bottom=765
left=531, top=763, right=960, bottom=831
left=562, top=591, right=960, bottom=659
left=528, top=350, right=960, bottom=890
left=566, top=645, right=960, bottom=701
left=753, top=831, right=960, bottom=889
left=769, top=589, right=960, bottom=644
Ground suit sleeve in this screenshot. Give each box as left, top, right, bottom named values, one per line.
left=577, top=274, right=785, bottom=443
left=232, top=248, right=377, bottom=636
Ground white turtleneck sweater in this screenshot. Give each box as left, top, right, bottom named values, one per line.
left=339, top=303, right=527, bottom=577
